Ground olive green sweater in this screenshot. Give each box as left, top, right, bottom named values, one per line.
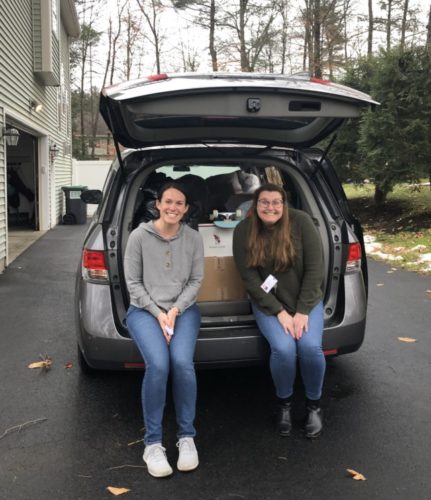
left=232, top=209, right=324, bottom=316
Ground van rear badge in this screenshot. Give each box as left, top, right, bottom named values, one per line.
left=247, top=98, right=261, bottom=112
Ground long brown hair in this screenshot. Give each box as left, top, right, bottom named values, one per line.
left=247, top=183, right=295, bottom=271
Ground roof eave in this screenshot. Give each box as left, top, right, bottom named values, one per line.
left=61, top=0, right=80, bottom=39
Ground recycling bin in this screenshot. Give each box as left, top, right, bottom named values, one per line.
left=62, top=185, right=88, bottom=224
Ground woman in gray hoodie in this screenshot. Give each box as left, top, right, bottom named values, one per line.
left=124, top=182, right=204, bottom=478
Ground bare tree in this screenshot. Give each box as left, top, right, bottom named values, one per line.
left=173, top=0, right=219, bottom=71
left=302, top=0, right=312, bottom=70
left=219, top=0, right=279, bottom=72
left=109, top=0, right=127, bottom=84
left=73, top=0, right=101, bottom=158
left=122, top=7, right=144, bottom=79
left=341, top=0, right=352, bottom=62
left=301, top=0, right=347, bottom=78
left=278, top=0, right=289, bottom=73
left=179, top=38, right=200, bottom=71
left=136, top=0, right=165, bottom=74
left=400, top=0, right=409, bottom=50
left=367, top=0, right=373, bottom=56
left=386, top=0, right=394, bottom=50
left=313, top=0, right=322, bottom=77
left=209, top=0, right=218, bottom=70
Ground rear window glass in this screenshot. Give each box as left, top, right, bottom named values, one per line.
left=131, top=162, right=295, bottom=230
left=157, top=165, right=240, bottom=179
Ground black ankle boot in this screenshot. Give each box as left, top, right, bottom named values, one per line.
left=305, top=400, right=323, bottom=439
left=277, top=398, right=292, bottom=436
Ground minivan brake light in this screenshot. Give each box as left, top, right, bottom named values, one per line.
left=82, top=249, right=109, bottom=282
left=346, top=243, right=362, bottom=272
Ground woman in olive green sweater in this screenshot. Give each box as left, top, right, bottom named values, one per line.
left=233, top=183, right=325, bottom=438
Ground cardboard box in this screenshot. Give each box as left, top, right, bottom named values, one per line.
left=199, top=224, right=234, bottom=257
left=197, top=256, right=247, bottom=302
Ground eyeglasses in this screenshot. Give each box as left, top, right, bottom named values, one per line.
left=257, top=199, right=284, bottom=208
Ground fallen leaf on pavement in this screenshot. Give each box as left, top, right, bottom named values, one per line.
left=346, top=468, right=367, bottom=481
left=64, top=362, right=73, bottom=369
left=28, top=356, right=52, bottom=370
left=107, top=486, right=130, bottom=496
left=127, top=438, right=144, bottom=446
left=398, top=337, right=417, bottom=343
left=376, top=283, right=384, bottom=287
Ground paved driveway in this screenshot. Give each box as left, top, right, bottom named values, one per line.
left=0, top=224, right=430, bottom=499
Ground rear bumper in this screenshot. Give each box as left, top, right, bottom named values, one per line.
left=76, top=273, right=366, bottom=370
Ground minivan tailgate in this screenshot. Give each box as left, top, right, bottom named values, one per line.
left=100, top=73, right=378, bottom=149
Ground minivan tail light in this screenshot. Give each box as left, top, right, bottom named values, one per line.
left=82, top=249, right=109, bottom=281
left=346, top=243, right=362, bottom=272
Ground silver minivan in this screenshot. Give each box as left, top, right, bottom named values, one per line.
left=76, top=73, right=377, bottom=371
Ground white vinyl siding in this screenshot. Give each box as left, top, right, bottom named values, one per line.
left=53, top=24, right=73, bottom=220
left=0, top=0, right=79, bottom=264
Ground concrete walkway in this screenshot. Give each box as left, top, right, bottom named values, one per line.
left=7, top=229, right=48, bottom=265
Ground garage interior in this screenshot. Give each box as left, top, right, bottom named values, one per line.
left=6, top=128, right=46, bottom=264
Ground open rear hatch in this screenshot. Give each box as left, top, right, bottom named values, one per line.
left=100, top=72, right=378, bottom=152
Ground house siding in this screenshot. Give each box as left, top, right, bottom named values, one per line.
left=33, top=0, right=43, bottom=71
left=0, top=0, right=79, bottom=270
left=54, top=24, right=73, bottom=219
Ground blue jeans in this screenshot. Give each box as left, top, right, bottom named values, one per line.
left=126, top=304, right=200, bottom=445
left=252, top=301, right=325, bottom=400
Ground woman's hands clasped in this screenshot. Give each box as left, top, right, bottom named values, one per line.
left=158, top=307, right=179, bottom=345
left=277, top=309, right=309, bottom=339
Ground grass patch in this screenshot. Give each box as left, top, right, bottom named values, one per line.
left=344, top=182, right=431, bottom=274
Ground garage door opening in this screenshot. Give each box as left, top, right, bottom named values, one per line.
left=6, top=127, right=45, bottom=263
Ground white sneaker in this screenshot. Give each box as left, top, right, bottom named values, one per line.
left=176, top=437, right=199, bottom=472
left=143, top=444, right=173, bottom=478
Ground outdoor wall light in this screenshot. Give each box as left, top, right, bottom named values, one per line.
left=30, top=100, right=43, bottom=113
left=49, top=143, right=60, bottom=160
left=1, top=127, right=20, bottom=146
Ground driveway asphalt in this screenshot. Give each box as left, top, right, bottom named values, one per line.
left=1, top=223, right=431, bottom=500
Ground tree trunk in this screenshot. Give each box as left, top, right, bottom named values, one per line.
left=239, top=0, right=249, bottom=71
left=367, top=0, right=373, bottom=56
left=90, top=44, right=96, bottom=160
left=313, top=0, right=322, bottom=77
left=79, top=45, right=88, bottom=159
left=209, top=0, right=218, bottom=71
left=343, top=0, right=349, bottom=63
left=136, top=0, right=163, bottom=75
left=426, top=6, right=431, bottom=50
left=303, top=0, right=313, bottom=72
left=386, top=0, right=393, bottom=51
left=400, top=0, right=409, bottom=51
left=125, top=12, right=132, bottom=79
left=374, top=186, right=388, bottom=206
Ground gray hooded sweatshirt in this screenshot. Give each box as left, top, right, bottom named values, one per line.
left=124, top=221, right=204, bottom=318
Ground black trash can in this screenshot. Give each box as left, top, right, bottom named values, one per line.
left=62, top=185, right=88, bottom=224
